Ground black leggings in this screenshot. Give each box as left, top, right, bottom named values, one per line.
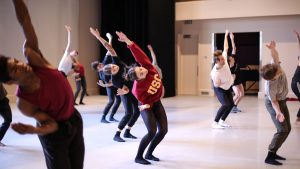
left=0, top=97, right=12, bottom=141
left=135, top=100, right=168, bottom=159
left=102, top=87, right=121, bottom=118
left=74, top=76, right=87, bottom=103
left=291, top=66, right=300, bottom=117
left=118, top=92, right=140, bottom=130
left=213, top=87, right=234, bottom=122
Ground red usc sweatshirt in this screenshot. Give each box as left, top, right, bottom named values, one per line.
left=128, top=42, right=163, bottom=108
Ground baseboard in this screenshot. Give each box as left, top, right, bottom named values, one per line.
left=198, top=89, right=214, bottom=96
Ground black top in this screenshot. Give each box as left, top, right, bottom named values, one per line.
left=111, top=56, right=133, bottom=89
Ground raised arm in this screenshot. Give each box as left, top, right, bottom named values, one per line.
left=116, top=31, right=133, bottom=45
left=223, top=30, right=229, bottom=54
left=147, top=44, right=158, bottom=65
left=12, top=0, right=49, bottom=67
left=294, top=30, right=300, bottom=66
left=90, top=27, right=117, bottom=56
left=116, top=31, right=152, bottom=68
left=266, top=41, right=280, bottom=65
left=64, top=25, right=71, bottom=54
left=229, top=32, right=236, bottom=55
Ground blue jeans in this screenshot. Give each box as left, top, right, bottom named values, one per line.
left=264, top=97, right=291, bottom=152
left=102, top=86, right=121, bottom=118
left=213, top=87, right=234, bottom=122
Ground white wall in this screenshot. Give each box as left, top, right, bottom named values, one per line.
left=176, top=0, right=300, bottom=20
left=176, top=1, right=300, bottom=98
left=0, top=0, right=100, bottom=101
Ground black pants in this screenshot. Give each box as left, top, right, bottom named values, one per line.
left=118, top=92, right=140, bottom=130
left=38, top=109, right=85, bottom=169
left=213, top=87, right=234, bottom=122
left=103, top=87, right=121, bottom=118
left=135, top=100, right=168, bottom=159
left=0, top=97, right=12, bottom=141
left=291, top=66, right=300, bottom=117
left=74, top=76, right=87, bottom=103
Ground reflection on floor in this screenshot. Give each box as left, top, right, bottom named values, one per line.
left=0, top=95, right=299, bottom=169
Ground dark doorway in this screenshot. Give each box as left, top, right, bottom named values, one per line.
left=214, top=32, right=260, bottom=95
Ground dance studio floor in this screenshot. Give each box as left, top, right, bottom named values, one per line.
left=0, top=95, right=299, bottom=169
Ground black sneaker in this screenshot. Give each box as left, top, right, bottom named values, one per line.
left=101, top=118, right=110, bottom=123
left=113, top=135, right=125, bottom=142
left=145, top=154, right=160, bottom=161
left=275, top=154, right=286, bottom=160
left=123, top=129, right=137, bottom=139
left=79, top=102, right=85, bottom=105
left=109, top=117, right=119, bottom=122
left=135, top=158, right=151, bottom=165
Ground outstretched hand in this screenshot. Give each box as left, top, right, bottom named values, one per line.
left=11, top=122, right=36, bottom=135
left=116, top=31, right=129, bottom=42
left=97, top=80, right=105, bottom=87
left=117, top=87, right=129, bottom=95
left=266, top=40, right=276, bottom=49
left=90, top=27, right=100, bottom=38
left=65, top=25, right=71, bottom=32
left=147, top=44, right=153, bottom=51
left=225, top=29, right=229, bottom=36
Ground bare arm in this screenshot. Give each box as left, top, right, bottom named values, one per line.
left=223, top=30, right=229, bottom=54
left=230, top=32, right=236, bottom=55
left=12, top=0, right=49, bottom=67
left=294, top=30, right=300, bottom=66
left=12, top=98, right=58, bottom=135
left=147, top=44, right=158, bottom=65
left=266, top=41, right=280, bottom=65
left=90, top=27, right=117, bottom=56
left=64, top=25, right=71, bottom=54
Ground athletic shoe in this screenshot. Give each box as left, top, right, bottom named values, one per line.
left=212, top=123, right=225, bottom=129
left=219, top=121, right=231, bottom=128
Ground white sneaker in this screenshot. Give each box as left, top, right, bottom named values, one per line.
left=219, top=120, right=231, bottom=128
left=212, top=123, right=225, bottom=129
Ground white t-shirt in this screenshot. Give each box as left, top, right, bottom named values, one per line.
left=58, top=50, right=73, bottom=75
left=210, top=51, right=234, bottom=90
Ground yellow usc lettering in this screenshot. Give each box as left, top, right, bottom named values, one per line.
left=147, top=74, right=162, bottom=94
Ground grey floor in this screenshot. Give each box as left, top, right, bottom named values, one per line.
left=0, top=95, right=299, bottom=169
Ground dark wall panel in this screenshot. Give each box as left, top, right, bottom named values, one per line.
left=99, top=0, right=175, bottom=97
